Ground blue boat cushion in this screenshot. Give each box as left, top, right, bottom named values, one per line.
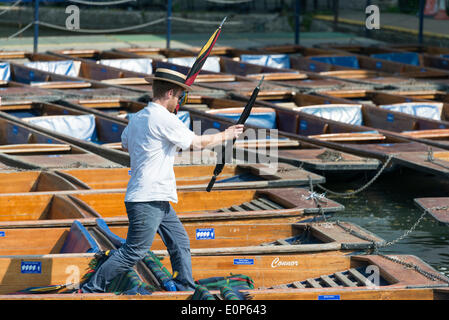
left=95, top=218, right=126, bottom=248
left=370, top=52, right=420, bottom=66
left=60, top=220, right=99, bottom=253
left=0, top=62, right=10, bottom=81
left=97, top=58, right=153, bottom=74
left=168, top=56, right=221, bottom=73
left=207, top=108, right=277, bottom=129
left=176, top=111, right=192, bottom=129
left=240, top=54, right=290, bottom=69
left=309, top=56, right=360, bottom=69
left=379, top=102, right=443, bottom=121
left=24, top=60, right=80, bottom=77
left=296, top=104, right=363, bottom=126
left=23, top=114, right=97, bottom=141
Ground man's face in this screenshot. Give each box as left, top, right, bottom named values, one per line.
left=167, top=89, right=185, bottom=113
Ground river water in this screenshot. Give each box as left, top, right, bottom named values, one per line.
left=320, top=167, right=449, bottom=278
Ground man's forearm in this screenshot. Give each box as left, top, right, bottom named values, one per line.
left=192, top=131, right=226, bottom=150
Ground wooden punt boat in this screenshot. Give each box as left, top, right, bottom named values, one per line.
left=0, top=219, right=384, bottom=256
left=0, top=253, right=446, bottom=299
left=47, top=95, right=380, bottom=174
left=0, top=60, right=142, bottom=101
left=315, top=43, right=449, bottom=72
left=96, top=218, right=385, bottom=255
left=105, top=47, right=373, bottom=93
left=179, top=93, right=380, bottom=173
left=186, top=100, right=449, bottom=178
left=0, top=100, right=131, bottom=167
left=299, top=47, right=449, bottom=80
left=311, top=90, right=449, bottom=150
left=0, top=115, right=119, bottom=170
left=414, top=197, right=449, bottom=225
left=20, top=51, right=219, bottom=96
left=388, top=90, right=449, bottom=120
left=204, top=44, right=440, bottom=89
left=0, top=188, right=344, bottom=228
left=0, top=162, right=325, bottom=194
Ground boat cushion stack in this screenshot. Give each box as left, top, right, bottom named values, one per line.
left=60, top=220, right=100, bottom=253
left=0, top=62, right=10, bottom=81
left=370, top=52, right=420, bottom=66
left=23, top=114, right=98, bottom=142
left=206, top=107, right=278, bottom=129
left=379, top=102, right=443, bottom=121
left=296, top=104, right=364, bottom=126
left=240, top=54, right=291, bottom=69
left=168, top=56, right=221, bottom=73
left=97, top=58, right=153, bottom=74
left=309, top=56, right=360, bottom=69
left=24, top=60, right=80, bottom=77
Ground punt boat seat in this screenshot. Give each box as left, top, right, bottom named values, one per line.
left=60, top=220, right=100, bottom=253
left=0, top=62, right=10, bottom=81
left=24, top=60, right=81, bottom=77
left=240, top=54, right=291, bottom=69
left=23, top=114, right=97, bottom=142
left=379, top=102, right=443, bottom=121
left=168, top=56, right=221, bottom=73
left=370, top=52, right=420, bottom=66
left=206, top=107, right=278, bottom=129
left=308, top=55, right=360, bottom=69
left=295, top=104, right=385, bottom=142
left=97, top=58, right=153, bottom=74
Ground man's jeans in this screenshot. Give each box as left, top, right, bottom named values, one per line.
left=81, top=201, right=195, bottom=292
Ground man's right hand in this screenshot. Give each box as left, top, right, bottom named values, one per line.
left=224, top=124, right=244, bottom=140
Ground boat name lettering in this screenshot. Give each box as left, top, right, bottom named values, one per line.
left=271, top=257, right=298, bottom=268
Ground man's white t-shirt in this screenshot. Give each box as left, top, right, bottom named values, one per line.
left=121, top=102, right=195, bottom=203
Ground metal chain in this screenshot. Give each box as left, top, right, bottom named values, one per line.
left=336, top=208, right=449, bottom=285
left=426, top=148, right=449, bottom=171
left=316, top=154, right=394, bottom=197
left=374, top=210, right=428, bottom=250
left=378, top=254, right=449, bottom=284
left=306, top=175, right=328, bottom=222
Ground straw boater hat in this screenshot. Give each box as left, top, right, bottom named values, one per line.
left=145, top=68, right=192, bottom=91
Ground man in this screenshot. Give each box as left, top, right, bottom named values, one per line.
left=80, top=68, right=244, bottom=293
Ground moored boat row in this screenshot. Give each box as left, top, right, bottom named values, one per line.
left=1, top=40, right=448, bottom=300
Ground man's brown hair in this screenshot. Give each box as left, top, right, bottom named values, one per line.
left=152, top=80, right=184, bottom=99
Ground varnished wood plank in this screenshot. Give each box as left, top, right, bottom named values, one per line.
left=334, top=272, right=358, bottom=287
left=320, top=275, right=339, bottom=288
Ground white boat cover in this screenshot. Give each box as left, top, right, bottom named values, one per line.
left=0, top=62, right=10, bottom=81
left=295, top=104, right=364, bottom=126
left=167, top=56, right=221, bottom=73
left=240, top=54, right=291, bottom=69
left=379, top=102, right=443, bottom=121
left=24, top=60, right=81, bottom=77
left=23, top=114, right=97, bottom=141
left=97, top=58, right=153, bottom=74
